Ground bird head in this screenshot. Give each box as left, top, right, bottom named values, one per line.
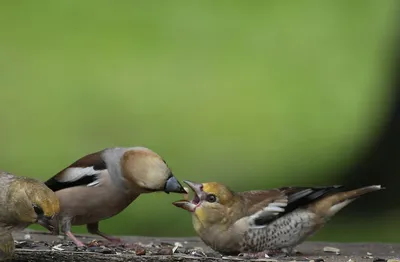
left=121, top=148, right=187, bottom=194
left=8, top=178, right=60, bottom=232
left=173, top=180, right=239, bottom=227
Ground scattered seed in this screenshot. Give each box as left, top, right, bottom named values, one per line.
left=141, top=242, right=155, bottom=248
left=174, top=242, right=183, bottom=248
left=186, top=247, right=206, bottom=257
left=135, top=248, right=146, bottom=256
left=23, top=234, right=31, bottom=240
left=172, top=242, right=183, bottom=254
left=52, top=244, right=64, bottom=251
left=323, top=246, right=340, bottom=255
left=387, top=259, right=400, bottom=262
left=87, top=240, right=103, bottom=247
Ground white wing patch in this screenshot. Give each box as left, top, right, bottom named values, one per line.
left=248, top=201, right=288, bottom=229
left=57, top=167, right=101, bottom=182
left=327, top=199, right=354, bottom=216
left=87, top=180, right=101, bottom=187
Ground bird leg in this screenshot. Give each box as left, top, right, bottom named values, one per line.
left=65, top=231, right=85, bottom=247
left=61, top=219, right=85, bottom=247
left=87, top=222, right=122, bottom=244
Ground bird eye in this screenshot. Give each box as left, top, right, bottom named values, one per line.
left=206, top=194, right=217, bottom=203
left=33, top=204, right=44, bottom=216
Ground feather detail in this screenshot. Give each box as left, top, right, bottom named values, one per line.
left=45, top=151, right=107, bottom=192
left=240, top=186, right=344, bottom=226
left=58, top=167, right=100, bottom=182
left=248, top=200, right=288, bottom=229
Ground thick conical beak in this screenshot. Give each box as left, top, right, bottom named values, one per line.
left=183, top=180, right=204, bottom=198
left=173, top=200, right=197, bottom=212
left=164, top=175, right=187, bottom=194
left=37, top=216, right=54, bottom=233
left=172, top=180, right=205, bottom=212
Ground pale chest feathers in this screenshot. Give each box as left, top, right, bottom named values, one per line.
left=194, top=208, right=320, bottom=254
left=240, top=209, right=318, bottom=253
left=191, top=207, right=244, bottom=254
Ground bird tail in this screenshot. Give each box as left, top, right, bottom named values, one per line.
left=310, top=185, right=384, bottom=217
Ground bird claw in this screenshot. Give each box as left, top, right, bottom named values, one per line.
left=103, top=236, right=123, bottom=245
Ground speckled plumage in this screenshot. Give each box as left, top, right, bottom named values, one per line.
left=239, top=209, right=316, bottom=253
left=173, top=181, right=383, bottom=256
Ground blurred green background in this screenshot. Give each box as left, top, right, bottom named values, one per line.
left=0, top=1, right=399, bottom=242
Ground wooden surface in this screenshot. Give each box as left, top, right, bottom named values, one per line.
left=10, top=230, right=400, bottom=262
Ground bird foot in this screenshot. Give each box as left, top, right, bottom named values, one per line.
left=96, top=235, right=123, bottom=245
left=90, top=230, right=123, bottom=245
left=65, top=231, right=85, bottom=247
left=102, top=236, right=123, bottom=245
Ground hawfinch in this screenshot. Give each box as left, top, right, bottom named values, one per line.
left=0, top=171, right=60, bottom=260
left=173, top=180, right=383, bottom=257
left=45, top=147, right=187, bottom=247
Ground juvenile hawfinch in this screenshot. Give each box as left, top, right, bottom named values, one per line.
left=45, top=147, right=187, bottom=247
left=0, top=171, right=60, bottom=261
left=173, top=180, right=383, bottom=257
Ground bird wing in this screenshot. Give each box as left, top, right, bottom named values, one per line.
left=239, top=185, right=343, bottom=228
left=45, top=150, right=107, bottom=191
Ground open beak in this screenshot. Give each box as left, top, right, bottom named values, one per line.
left=164, top=175, right=187, bottom=194
left=37, top=216, right=54, bottom=233
left=172, top=180, right=205, bottom=212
